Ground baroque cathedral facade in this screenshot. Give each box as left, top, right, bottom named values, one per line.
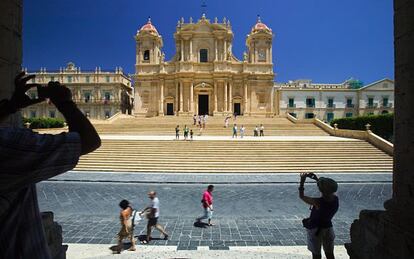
left=133, top=15, right=275, bottom=117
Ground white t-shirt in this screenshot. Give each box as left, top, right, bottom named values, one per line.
left=151, top=197, right=160, bottom=218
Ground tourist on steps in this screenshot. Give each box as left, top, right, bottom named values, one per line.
left=184, top=125, right=189, bottom=140
left=299, top=173, right=338, bottom=259
left=196, top=185, right=214, bottom=226
left=114, top=200, right=136, bottom=253
left=175, top=125, right=180, bottom=140
left=232, top=124, right=238, bottom=138
left=142, top=191, right=169, bottom=244
left=240, top=125, right=245, bottom=138
left=190, top=129, right=194, bottom=141
left=254, top=125, right=259, bottom=137
left=260, top=124, right=265, bottom=137
left=193, top=114, right=197, bottom=125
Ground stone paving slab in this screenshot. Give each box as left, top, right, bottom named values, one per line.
left=50, top=171, right=392, bottom=184
left=99, top=134, right=358, bottom=141
left=38, top=180, right=391, bottom=250
left=66, top=244, right=349, bottom=259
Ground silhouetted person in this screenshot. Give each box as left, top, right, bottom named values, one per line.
left=0, top=72, right=101, bottom=258
left=299, top=173, right=338, bottom=259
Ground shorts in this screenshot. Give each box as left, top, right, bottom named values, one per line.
left=199, top=207, right=213, bottom=220
left=148, top=217, right=158, bottom=226
left=306, top=227, right=335, bottom=255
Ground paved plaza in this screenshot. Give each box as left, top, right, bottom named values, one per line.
left=38, top=172, right=391, bottom=253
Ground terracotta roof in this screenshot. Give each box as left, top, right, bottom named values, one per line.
left=139, top=17, right=159, bottom=34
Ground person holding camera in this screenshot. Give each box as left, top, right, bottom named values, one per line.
left=299, top=172, right=339, bottom=259
left=0, top=72, right=101, bottom=258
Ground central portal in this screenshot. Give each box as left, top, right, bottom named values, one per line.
left=198, top=94, right=209, bottom=115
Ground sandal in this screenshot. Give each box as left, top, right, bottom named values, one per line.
left=140, top=240, right=148, bottom=244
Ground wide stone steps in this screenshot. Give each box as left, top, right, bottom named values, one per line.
left=75, top=139, right=392, bottom=173
left=92, top=117, right=329, bottom=136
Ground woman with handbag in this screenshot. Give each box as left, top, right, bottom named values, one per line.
left=114, top=200, right=136, bottom=254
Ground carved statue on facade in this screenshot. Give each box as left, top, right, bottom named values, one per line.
left=243, top=52, right=248, bottom=61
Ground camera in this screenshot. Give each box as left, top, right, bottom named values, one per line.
left=37, top=85, right=49, bottom=99
left=306, top=173, right=318, bottom=180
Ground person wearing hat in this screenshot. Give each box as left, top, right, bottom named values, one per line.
left=299, top=173, right=339, bottom=259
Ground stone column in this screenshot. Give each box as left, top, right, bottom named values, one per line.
left=179, top=81, right=183, bottom=112
left=0, top=0, right=23, bottom=127
left=228, top=81, right=232, bottom=113
left=190, top=81, right=194, bottom=113
left=270, top=86, right=274, bottom=115
left=346, top=1, right=414, bottom=258
left=214, top=81, right=218, bottom=112
left=224, top=40, right=227, bottom=61
left=159, top=81, right=164, bottom=115
left=215, top=39, right=218, bottom=61
left=180, top=40, right=184, bottom=61
left=189, top=40, right=193, bottom=61
left=175, top=82, right=179, bottom=114
left=244, top=81, right=248, bottom=115
left=224, top=82, right=228, bottom=112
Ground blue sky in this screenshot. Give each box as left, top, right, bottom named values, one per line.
left=23, top=0, right=393, bottom=84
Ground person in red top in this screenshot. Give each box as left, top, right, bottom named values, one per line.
left=196, top=185, right=214, bottom=226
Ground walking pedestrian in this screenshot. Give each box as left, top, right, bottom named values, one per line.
left=299, top=173, right=338, bottom=259
left=202, top=115, right=206, bottom=129
left=260, top=124, right=264, bottom=137
left=196, top=185, right=214, bottom=226
left=198, top=115, right=202, bottom=128
left=232, top=124, right=238, bottom=138
left=142, top=191, right=169, bottom=244
left=193, top=114, right=197, bottom=125
left=240, top=125, right=245, bottom=138
left=175, top=125, right=180, bottom=140
left=190, top=129, right=194, bottom=141
left=254, top=125, right=259, bottom=137
left=115, top=200, right=136, bottom=253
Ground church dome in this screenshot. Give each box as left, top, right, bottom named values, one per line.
left=138, top=17, right=159, bottom=35
left=252, top=16, right=272, bottom=33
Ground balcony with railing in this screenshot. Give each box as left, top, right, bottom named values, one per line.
left=366, top=103, right=378, bottom=109
left=326, top=103, right=336, bottom=109
left=346, top=103, right=355, bottom=108
left=287, top=103, right=296, bottom=108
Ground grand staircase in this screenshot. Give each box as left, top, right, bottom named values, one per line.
left=92, top=116, right=328, bottom=136
left=75, top=139, right=392, bottom=173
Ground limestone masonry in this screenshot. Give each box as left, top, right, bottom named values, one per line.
left=24, top=15, right=394, bottom=121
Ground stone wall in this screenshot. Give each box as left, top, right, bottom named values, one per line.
left=0, top=0, right=22, bottom=126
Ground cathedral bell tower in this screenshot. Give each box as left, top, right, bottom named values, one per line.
left=135, top=17, right=163, bottom=65
left=246, top=16, right=273, bottom=64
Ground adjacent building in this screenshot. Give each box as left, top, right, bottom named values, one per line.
left=276, top=78, right=394, bottom=122
left=22, top=62, right=133, bottom=119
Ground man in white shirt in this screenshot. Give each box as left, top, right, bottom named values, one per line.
left=143, top=191, right=169, bottom=244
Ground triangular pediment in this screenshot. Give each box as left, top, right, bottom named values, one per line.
left=360, top=78, right=394, bottom=91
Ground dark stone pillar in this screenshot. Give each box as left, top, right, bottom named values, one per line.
left=345, top=1, right=414, bottom=258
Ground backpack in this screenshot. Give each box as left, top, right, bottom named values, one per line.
left=131, top=210, right=142, bottom=227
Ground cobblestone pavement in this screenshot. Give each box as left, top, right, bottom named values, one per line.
left=38, top=173, right=391, bottom=250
